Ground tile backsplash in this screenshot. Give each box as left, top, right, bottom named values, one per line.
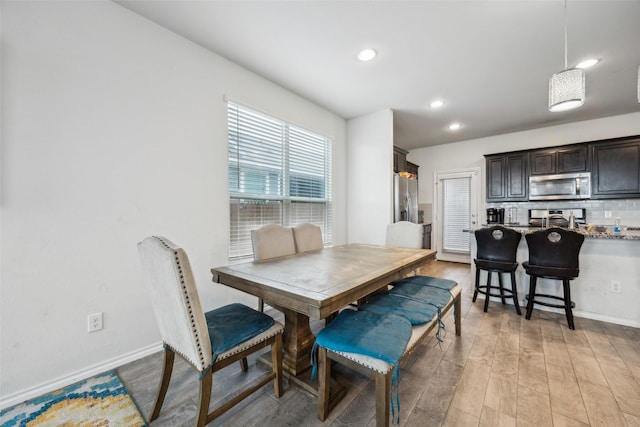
left=487, top=199, right=640, bottom=227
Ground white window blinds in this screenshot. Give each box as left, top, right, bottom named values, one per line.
left=228, top=102, right=332, bottom=260
left=442, top=177, right=471, bottom=253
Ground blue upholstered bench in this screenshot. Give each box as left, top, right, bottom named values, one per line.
left=315, top=278, right=461, bottom=427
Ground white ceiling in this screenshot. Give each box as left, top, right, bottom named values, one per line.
left=117, top=0, right=640, bottom=150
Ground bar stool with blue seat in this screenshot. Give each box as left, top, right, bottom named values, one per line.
left=473, top=225, right=523, bottom=314
left=523, top=227, right=585, bottom=330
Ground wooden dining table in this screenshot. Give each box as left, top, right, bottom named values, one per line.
left=211, top=243, right=436, bottom=379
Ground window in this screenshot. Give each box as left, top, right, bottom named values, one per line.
left=228, top=102, right=332, bottom=260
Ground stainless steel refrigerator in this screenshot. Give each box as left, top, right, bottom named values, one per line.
left=394, top=174, right=418, bottom=223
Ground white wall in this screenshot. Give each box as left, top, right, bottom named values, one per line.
left=0, top=0, right=347, bottom=405
left=346, top=109, right=394, bottom=245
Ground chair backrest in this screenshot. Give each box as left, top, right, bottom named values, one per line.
left=474, top=225, right=522, bottom=263
left=251, top=224, right=296, bottom=261
left=385, top=221, right=423, bottom=249
left=292, top=223, right=324, bottom=253
left=525, top=227, right=585, bottom=269
left=138, top=236, right=213, bottom=372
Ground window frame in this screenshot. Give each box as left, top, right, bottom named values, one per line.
left=227, top=101, right=332, bottom=260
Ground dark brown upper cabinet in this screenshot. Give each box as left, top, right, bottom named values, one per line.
left=591, top=136, right=640, bottom=199
left=393, top=146, right=407, bottom=173
left=406, top=161, right=419, bottom=176
left=485, top=152, right=528, bottom=202
left=394, top=146, right=419, bottom=176
left=530, top=145, right=588, bottom=175
left=486, top=136, right=640, bottom=202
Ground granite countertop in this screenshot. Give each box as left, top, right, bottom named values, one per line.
left=484, top=224, right=640, bottom=240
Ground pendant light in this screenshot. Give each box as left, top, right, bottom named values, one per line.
left=637, top=65, right=640, bottom=103
left=549, top=0, right=585, bottom=112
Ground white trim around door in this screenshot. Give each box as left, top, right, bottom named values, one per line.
left=433, top=168, right=480, bottom=263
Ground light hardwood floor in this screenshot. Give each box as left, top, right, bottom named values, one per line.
left=118, top=261, right=640, bottom=426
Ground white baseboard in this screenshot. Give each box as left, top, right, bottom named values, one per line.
left=472, top=293, right=640, bottom=328
left=0, top=342, right=162, bottom=411
left=563, top=308, right=640, bottom=328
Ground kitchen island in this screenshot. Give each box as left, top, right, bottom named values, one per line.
left=471, top=225, right=640, bottom=327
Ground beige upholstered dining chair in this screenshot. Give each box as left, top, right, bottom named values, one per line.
left=385, top=221, right=423, bottom=249
left=251, top=224, right=297, bottom=311
left=292, top=223, right=324, bottom=253
left=385, top=221, right=425, bottom=281
left=138, top=236, right=283, bottom=426
left=251, top=224, right=296, bottom=260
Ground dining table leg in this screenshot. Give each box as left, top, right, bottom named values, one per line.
left=281, top=308, right=316, bottom=376
left=266, top=307, right=344, bottom=412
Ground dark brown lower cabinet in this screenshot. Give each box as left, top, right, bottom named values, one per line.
left=422, top=224, right=431, bottom=249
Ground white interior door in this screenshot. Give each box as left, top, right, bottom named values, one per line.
left=433, top=168, right=480, bottom=263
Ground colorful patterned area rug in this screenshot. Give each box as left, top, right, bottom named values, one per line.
left=0, top=370, right=147, bottom=426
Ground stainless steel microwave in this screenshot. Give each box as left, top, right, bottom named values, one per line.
left=529, top=172, right=591, bottom=200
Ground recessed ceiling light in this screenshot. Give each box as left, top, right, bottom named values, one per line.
left=429, top=99, right=445, bottom=109
left=448, top=122, right=462, bottom=131
left=575, top=58, right=600, bottom=69
left=357, top=48, right=377, bottom=62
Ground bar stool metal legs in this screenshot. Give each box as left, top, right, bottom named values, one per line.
left=525, top=276, right=576, bottom=330
left=473, top=268, right=522, bottom=315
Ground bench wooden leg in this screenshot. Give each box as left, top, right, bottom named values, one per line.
left=317, top=347, right=331, bottom=421
left=375, top=371, right=392, bottom=427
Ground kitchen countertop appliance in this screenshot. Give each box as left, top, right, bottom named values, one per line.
left=528, top=208, right=586, bottom=228
left=487, top=208, right=505, bottom=224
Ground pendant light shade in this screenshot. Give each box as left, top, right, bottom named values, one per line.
left=549, top=0, right=585, bottom=112
left=637, top=65, right=640, bottom=103
left=549, top=68, right=585, bottom=112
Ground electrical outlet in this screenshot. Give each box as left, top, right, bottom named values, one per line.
left=88, top=312, right=103, bottom=332
left=610, top=280, right=622, bottom=294
left=605, top=211, right=612, bottom=219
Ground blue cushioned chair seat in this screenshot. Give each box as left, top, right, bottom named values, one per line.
left=360, top=293, right=438, bottom=325
left=205, top=303, right=275, bottom=356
